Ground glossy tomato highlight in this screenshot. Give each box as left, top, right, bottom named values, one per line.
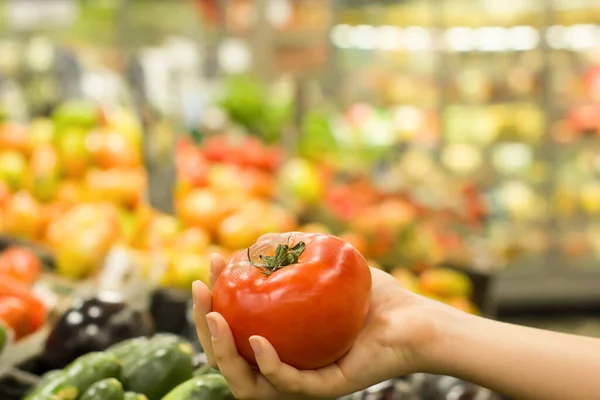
left=213, top=232, right=372, bottom=370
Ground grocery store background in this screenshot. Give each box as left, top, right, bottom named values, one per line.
left=1, top=0, right=600, bottom=396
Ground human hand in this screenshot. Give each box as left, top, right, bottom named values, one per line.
left=193, top=253, right=452, bottom=399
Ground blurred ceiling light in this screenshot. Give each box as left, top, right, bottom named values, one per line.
left=217, top=38, right=251, bottom=73
left=330, top=24, right=353, bottom=49
left=445, top=27, right=474, bottom=52
left=165, top=37, right=200, bottom=69
left=475, top=27, right=507, bottom=52
left=376, top=26, right=402, bottom=51
left=546, top=25, right=568, bottom=49
left=566, top=24, right=599, bottom=50
left=403, top=27, right=431, bottom=51
left=350, top=25, right=377, bottom=50
left=266, top=0, right=292, bottom=29
left=509, top=26, right=539, bottom=51
left=82, top=70, right=120, bottom=104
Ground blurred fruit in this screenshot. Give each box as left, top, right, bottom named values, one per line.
left=390, top=268, right=419, bottom=292
left=260, top=203, right=296, bottom=233
left=207, top=164, right=246, bottom=195
left=0, top=181, right=10, bottom=209
left=218, top=212, right=263, bottom=251
left=85, top=168, right=146, bottom=209
left=52, top=100, right=99, bottom=131
left=178, top=189, right=236, bottom=232
left=172, top=227, right=210, bottom=253
left=0, top=150, right=27, bottom=191
left=0, top=247, right=42, bottom=285
left=3, top=191, right=43, bottom=239
left=419, top=268, right=473, bottom=298
left=141, top=214, right=181, bottom=249
left=367, top=259, right=383, bottom=270
left=55, top=180, right=85, bottom=204
left=170, top=252, right=210, bottom=289
left=278, top=158, right=324, bottom=204
left=338, top=231, right=368, bottom=256
left=0, top=123, right=30, bottom=154
left=55, top=128, right=90, bottom=178
left=55, top=228, right=114, bottom=279
left=27, top=145, right=60, bottom=202
left=105, top=108, right=143, bottom=147
left=91, top=130, right=141, bottom=169
left=241, top=169, right=275, bottom=198
left=176, top=145, right=208, bottom=188
left=46, top=203, right=119, bottom=253
left=0, top=296, right=29, bottom=339
left=28, top=118, right=55, bottom=147
left=300, top=223, right=332, bottom=234
left=446, top=297, right=479, bottom=315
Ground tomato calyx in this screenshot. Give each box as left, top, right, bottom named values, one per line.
left=247, top=239, right=306, bottom=276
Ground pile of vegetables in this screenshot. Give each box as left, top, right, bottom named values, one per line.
left=0, top=246, right=46, bottom=340
left=26, top=333, right=233, bottom=400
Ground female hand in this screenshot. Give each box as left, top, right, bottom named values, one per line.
left=192, top=253, right=449, bottom=399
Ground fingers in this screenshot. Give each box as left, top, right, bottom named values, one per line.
left=207, top=312, right=260, bottom=398
left=209, top=253, right=227, bottom=289
left=250, top=336, right=348, bottom=398
left=192, top=280, right=216, bottom=365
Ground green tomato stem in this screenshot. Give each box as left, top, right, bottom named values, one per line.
left=248, top=238, right=306, bottom=276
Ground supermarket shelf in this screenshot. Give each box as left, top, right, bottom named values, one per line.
left=494, top=257, right=600, bottom=312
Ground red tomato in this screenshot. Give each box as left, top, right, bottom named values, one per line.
left=176, top=147, right=209, bottom=187
left=213, top=232, right=371, bottom=370
left=0, top=247, right=42, bottom=285
left=0, top=275, right=46, bottom=337
left=0, top=296, right=29, bottom=339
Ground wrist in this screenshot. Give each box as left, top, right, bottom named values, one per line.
left=409, top=299, right=480, bottom=375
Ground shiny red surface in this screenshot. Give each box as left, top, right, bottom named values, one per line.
left=213, top=232, right=372, bottom=370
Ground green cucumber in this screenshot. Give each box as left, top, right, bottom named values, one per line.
left=24, top=374, right=78, bottom=400
left=147, top=333, right=190, bottom=350
left=160, top=374, right=234, bottom=400
left=27, top=395, right=62, bottom=400
left=118, top=334, right=189, bottom=374
left=63, top=352, right=122, bottom=393
left=26, top=370, right=64, bottom=397
left=27, top=352, right=121, bottom=400
left=125, top=392, right=149, bottom=400
left=80, top=378, right=124, bottom=400
left=106, top=337, right=150, bottom=366
left=123, top=342, right=195, bottom=400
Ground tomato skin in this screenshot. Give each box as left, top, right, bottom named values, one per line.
left=212, top=232, right=371, bottom=370
left=0, top=247, right=42, bottom=285
left=0, top=296, right=29, bottom=339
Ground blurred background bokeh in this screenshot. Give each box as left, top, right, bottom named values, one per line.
left=1, top=1, right=600, bottom=398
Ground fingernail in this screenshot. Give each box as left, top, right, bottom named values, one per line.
left=207, top=315, right=219, bottom=339
left=249, top=337, right=262, bottom=357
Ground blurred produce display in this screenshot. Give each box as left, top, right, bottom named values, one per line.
left=0, top=246, right=46, bottom=341
left=329, top=0, right=600, bottom=269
